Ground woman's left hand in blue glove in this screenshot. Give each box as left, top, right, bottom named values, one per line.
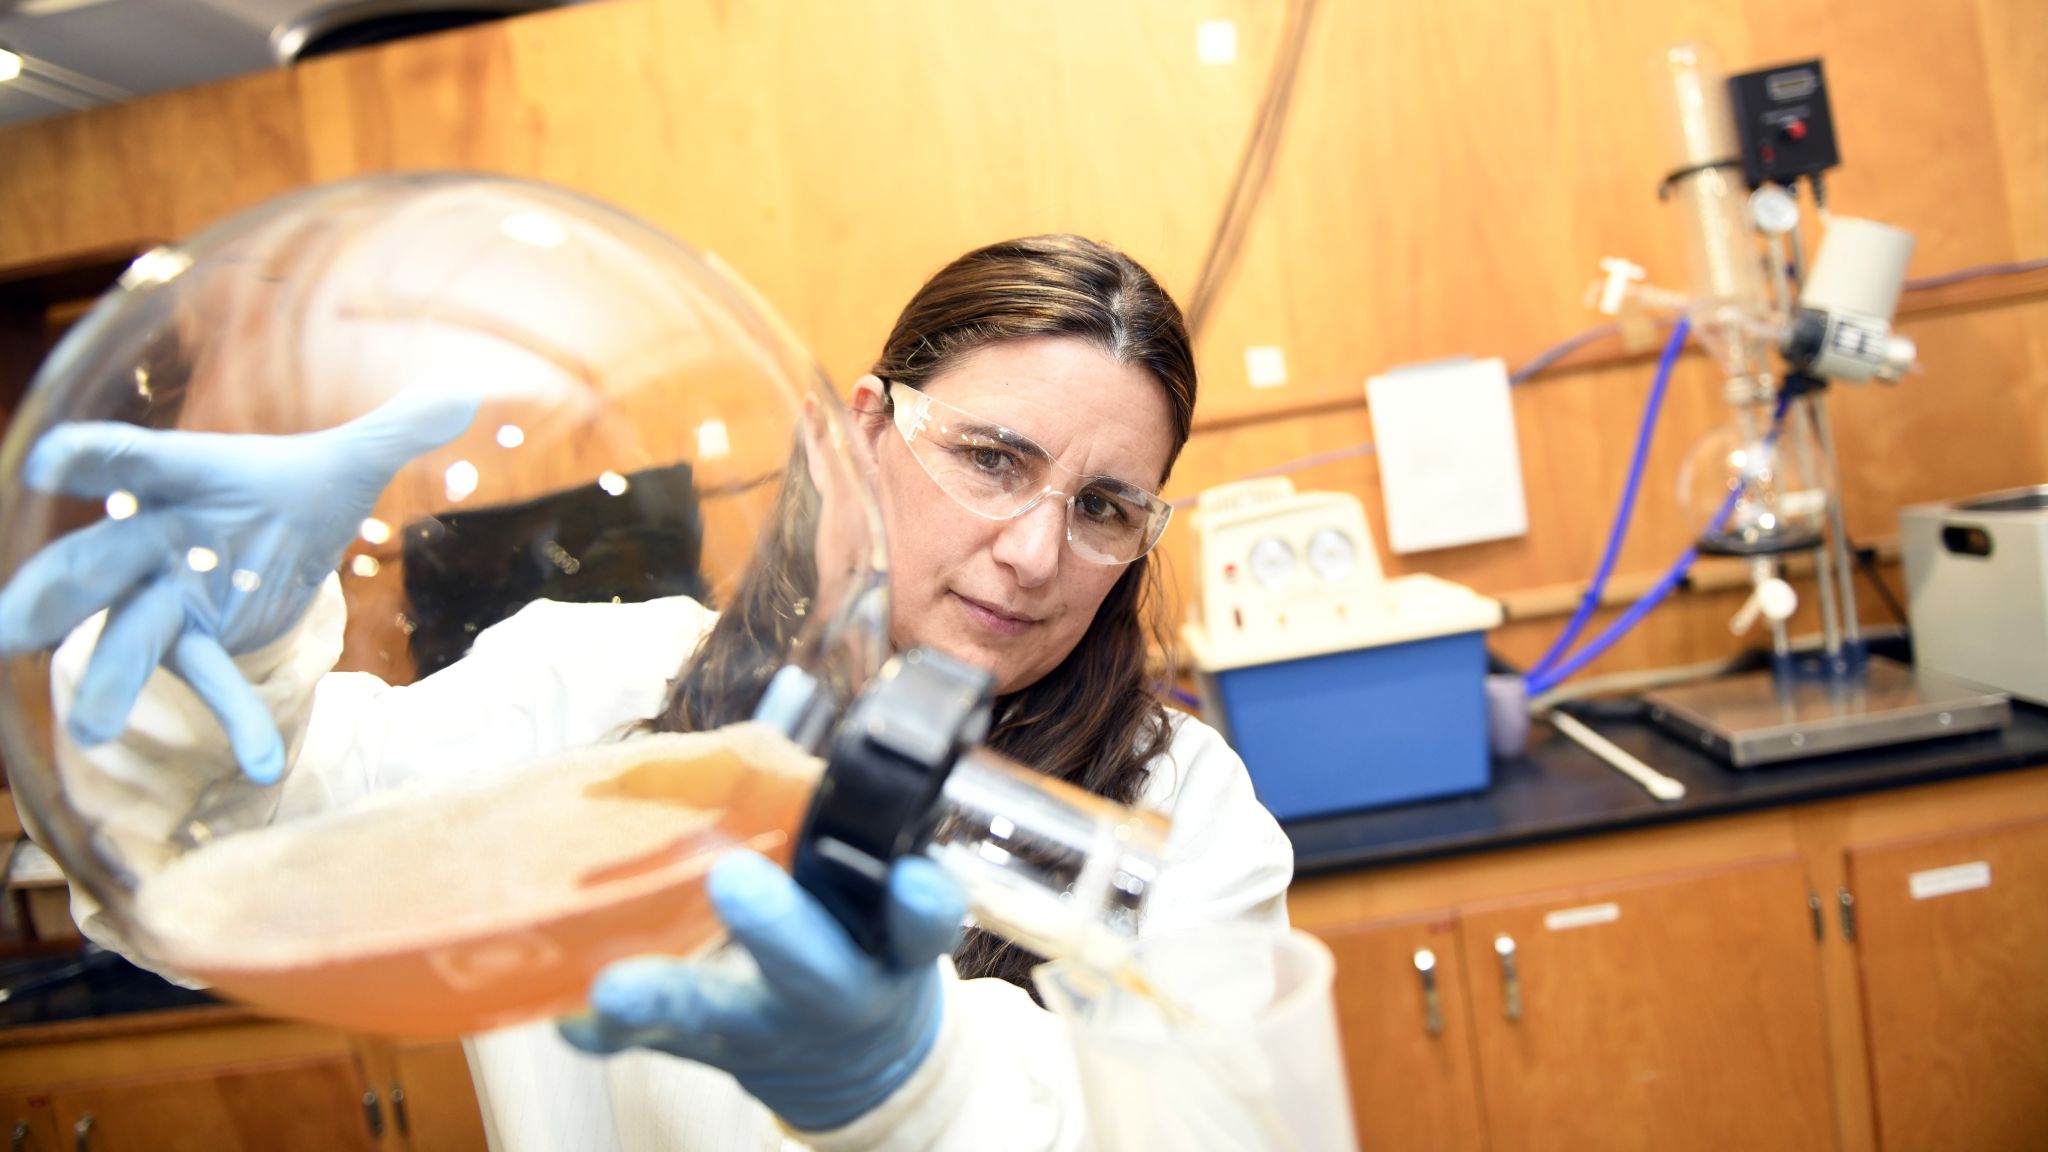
left=0, top=388, right=477, bottom=783
left=559, top=849, right=967, bottom=1133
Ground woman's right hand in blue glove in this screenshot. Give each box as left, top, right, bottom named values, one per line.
left=0, top=388, right=478, bottom=783
left=560, top=850, right=967, bottom=1133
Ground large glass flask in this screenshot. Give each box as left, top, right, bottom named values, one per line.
left=1676, top=416, right=1824, bottom=556
left=0, top=175, right=1172, bottom=1040
left=0, top=174, right=889, bottom=1035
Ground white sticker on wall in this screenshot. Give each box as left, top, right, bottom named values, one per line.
left=1197, top=20, right=1238, bottom=64
left=1908, top=860, right=1991, bottom=900
left=1245, top=345, right=1288, bottom=389
left=1543, top=902, right=1621, bottom=931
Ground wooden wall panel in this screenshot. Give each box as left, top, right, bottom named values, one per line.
left=1829, top=299, right=2048, bottom=528
left=292, top=16, right=531, bottom=180
left=0, top=0, right=2041, bottom=681
left=1975, top=0, right=2048, bottom=256
left=285, top=0, right=1271, bottom=391
left=1191, top=0, right=1762, bottom=422
left=0, top=68, right=308, bottom=261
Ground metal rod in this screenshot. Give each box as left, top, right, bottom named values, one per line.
left=1765, top=232, right=1794, bottom=316
left=1805, top=395, right=1863, bottom=648
left=1789, top=399, right=1844, bottom=657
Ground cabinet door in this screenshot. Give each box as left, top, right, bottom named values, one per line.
left=1847, top=816, right=2048, bottom=1151
left=48, top=1055, right=377, bottom=1152
left=1311, top=912, right=1486, bottom=1152
left=0, top=1093, right=59, bottom=1152
left=1458, top=858, right=1834, bottom=1152
left=390, top=1040, right=488, bottom=1152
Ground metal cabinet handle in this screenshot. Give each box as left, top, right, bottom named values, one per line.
left=390, top=1084, right=410, bottom=1138
left=72, top=1113, right=93, bottom=1152
left=1495, top=934, right=1522, bottom=1022
left=12, top=1120, right=28, bottom=1152
left=362, top=1089, right=384, bottom=1141
left=1413, top=948, right=1444, bottom=1036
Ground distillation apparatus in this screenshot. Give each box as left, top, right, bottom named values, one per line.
left=1586, top=46, right=2008, bottom=766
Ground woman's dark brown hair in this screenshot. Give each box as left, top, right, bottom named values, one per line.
left=652, top=234, right=1198, bottom=990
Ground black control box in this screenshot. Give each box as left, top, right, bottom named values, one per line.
left=1728, top=59, right=1841, bottom=188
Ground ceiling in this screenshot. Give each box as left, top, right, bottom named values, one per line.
left=0, top=0, right=299, bottom=127
left=0, top=0, right=578, bottom=129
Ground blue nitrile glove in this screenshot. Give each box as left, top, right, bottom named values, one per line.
left=0, top=389, right=478, bottom=784
left=560, top=849, right=967, bottom=1132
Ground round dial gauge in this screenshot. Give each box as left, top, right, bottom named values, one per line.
left=1306, top=528, right=1358, bottom=582
left=1749, top=185, right=1800, bottom=236
left=1247, top=536, right=1295, bottom=590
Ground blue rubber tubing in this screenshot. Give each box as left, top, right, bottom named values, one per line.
left=1528, top=316, right=1693, bottom=683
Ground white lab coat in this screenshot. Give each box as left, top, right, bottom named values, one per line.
left=52, top=578, right=1294, bottom=1151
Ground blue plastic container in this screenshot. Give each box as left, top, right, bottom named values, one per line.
left=1201, top=629, right=1493, bottom=821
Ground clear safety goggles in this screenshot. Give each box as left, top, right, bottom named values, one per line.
left=885, top=381, right=1173, bottom=566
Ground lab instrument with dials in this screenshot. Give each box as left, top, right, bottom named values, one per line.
left=1182, top=478, right=1501, bottom=819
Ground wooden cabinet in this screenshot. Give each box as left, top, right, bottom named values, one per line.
left=0, top=1092, right=61, bottom=1152
left=1293, top=765, right=2048, bottom=1152
left=0, top=1016, right=486, bottom=1152
left=353, top=1037, right=490, bottom=1152
left=1846, top=816, right=2048, bottom=1151
left=1457, top=859, right=1833, bottom=1152
left=1314, top=912, right=1486, bottom=1152
left=46, top=1055, right=374, bottom=1152
left=1312, top=860, right=1834, bottom=1152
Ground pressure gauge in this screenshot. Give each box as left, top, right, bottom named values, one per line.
left=1749, top=185, right=1800, bottom=236
left=1246, top=536, right=1295, bottom=590
left=1306, top=528, right=1358, bottom=583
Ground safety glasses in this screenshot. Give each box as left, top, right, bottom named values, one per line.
left=885, top=381, right=1172, bottom=566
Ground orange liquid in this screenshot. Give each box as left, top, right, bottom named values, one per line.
left=133, top=727, right=818, bottom=1037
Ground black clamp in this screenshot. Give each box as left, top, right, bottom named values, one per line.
left=1656, top=157, right=1743, bottom=201
left=790, top=647, right=995, bottom=954
left=1777, top=311, right=1840, bottom=397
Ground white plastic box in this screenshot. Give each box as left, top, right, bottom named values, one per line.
left=1901, top=486, right=2048, bottom=706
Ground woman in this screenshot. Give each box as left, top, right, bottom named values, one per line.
left=17, top=235, right=1292, bottom=1149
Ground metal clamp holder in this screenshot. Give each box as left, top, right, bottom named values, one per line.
left=791, top=647, right=995, bottom=955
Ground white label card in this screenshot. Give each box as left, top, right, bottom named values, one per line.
left=1365, top=357, right=1529, bottom=554
left=1908, top=860, right=1991, bottom=900
left=1543, top=902, right=1621, bottom=931
left=1245, top=345, right=1288, bottom=389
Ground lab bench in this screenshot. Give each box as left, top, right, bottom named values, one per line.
left=1287, top=700, right=2048, bottom=1152
left=0, top=959, right=487, bottom=1151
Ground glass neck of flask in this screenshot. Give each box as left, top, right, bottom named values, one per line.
left=922, top=746, right=1167, bottom=971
